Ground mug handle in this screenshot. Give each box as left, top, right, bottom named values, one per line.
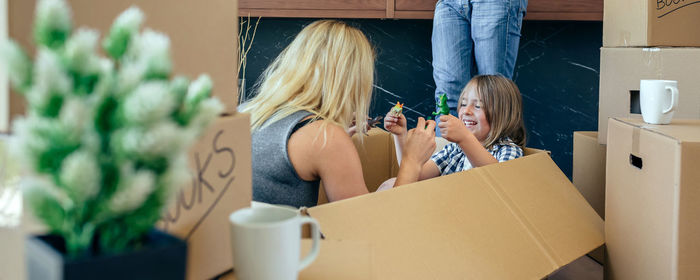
left=663, top=85, right=679, bottom=114
left=298, top=216, right=321, bottom=271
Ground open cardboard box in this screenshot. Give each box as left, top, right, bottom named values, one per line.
left=311, top=128, right=604, bottom=279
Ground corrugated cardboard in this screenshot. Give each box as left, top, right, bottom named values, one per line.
left=308, top=152, right=605, bottom=279
left=572, top=131, right=606, bottom=218
left=598, top=47, right=700, bottom=144
left=5, top=0, right=239, bottom=133
left=603, top=0, right=700, bottom=47
left=605, top=118, right=700, bottom=280
left=572, top=131, right=606, bottom=265
left=158, top=113, right=252, bottom=280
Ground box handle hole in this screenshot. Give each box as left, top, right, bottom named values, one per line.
left=629, top=154, right=643, bottom=169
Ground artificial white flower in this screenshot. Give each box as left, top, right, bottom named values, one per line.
left=116, top=60, right=147, bottom=95
left=122, top=81, right=175, bottom=125
left=29, top=48, right=71, bottom=109
left=187, top=98, right=223, bottom=134
left=34, top=0, right=72, bottom=48
left=59, top=97, right=92, bottom=138
left=23, top=175, right=74, bottom=210
left=60, top=149, right=101, bottom=203
left=64, top=28, right=101, bottom=74
left=109, top=167, right=155, bottom=214
left=103, top=6, right=143, bottom=59
left=186, top=74, right=213, bottom=105
left=112, top=6, right=143, bottom=33
left=111, top=120, right=184, bottom=160
left=159, top=153, right=191, bottom=203
left=135, top=29, right=172, bottom=79
left=0, top=40, right=32, bottom=90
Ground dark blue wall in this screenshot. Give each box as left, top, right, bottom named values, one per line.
left=240, top=18, right=602, bottom=178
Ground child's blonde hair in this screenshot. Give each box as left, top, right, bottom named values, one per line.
left=240, top=20, right=375, bottom=140
left=460, top=75, right=526, bottom=148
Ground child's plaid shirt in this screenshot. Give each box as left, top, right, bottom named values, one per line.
left=431, top=137, right=523, bottom=176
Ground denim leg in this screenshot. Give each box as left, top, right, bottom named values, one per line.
left=432, top=0, right=472, bottom=123
left=471, top=0, right=527, bottom=79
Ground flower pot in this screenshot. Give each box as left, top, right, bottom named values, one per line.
left=25, top=229, right=187, bottom=280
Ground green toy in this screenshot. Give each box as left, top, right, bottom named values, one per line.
left=432, top=93, right=450, bottom=118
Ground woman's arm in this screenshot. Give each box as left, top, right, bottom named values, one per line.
left=288, top=120, right=369, bottom=202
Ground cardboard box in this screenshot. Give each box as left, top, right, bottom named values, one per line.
left=308, top=152, right=605, bottom=279
left=158, top=113, right=252, bottom=280
left=5, top=0, right=239, bottom=133
left=318, top=129, right=545, bottom=204
left=572, top=131, right=606, bottom=219
left=572, top=131, right=607, bottom=265
left=605, top=118, right=700, bottom=279
left=598, top=47, right=700, bottom=144
left=603, top=0, right=700, bottom=47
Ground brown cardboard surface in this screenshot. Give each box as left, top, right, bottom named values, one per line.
left=5, top=0, right=238, bottom=132
left=598, top=47, right=700, bottom=144
left=308, top=152, right=604, bottom=279
left=605, top=118, right=700, bottom=279
left=572, top=131, right=606, bottom=218
left=572, top=131, right=607, bottom=265
left=603, top=0, right=700, bottom=47
left=221, top=239, right=374, bottom=280
left=158, top=113, right=252, bottom=280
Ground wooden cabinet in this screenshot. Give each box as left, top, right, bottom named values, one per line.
left=239, top=0, right=603, bottom=21
left=239, top=0, right=389, bottom=19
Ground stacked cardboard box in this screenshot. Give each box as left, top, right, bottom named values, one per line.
left=605, top=118, right=700, bottom=279
left=6, top=1, right=250, bottom=280
left=601, top=1, right=700, bottom=278
left=3, top=0, right=239, bottom=133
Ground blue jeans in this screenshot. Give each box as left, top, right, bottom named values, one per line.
left=432, top=0, right=527, bottom=121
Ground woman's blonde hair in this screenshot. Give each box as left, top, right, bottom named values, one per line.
left=460, top=75, right=526, bottom=148
left=239, top=20, right=375, bottom=141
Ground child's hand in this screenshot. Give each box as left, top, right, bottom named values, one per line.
left=384, top=112, right=407, bottom=137
left=437, top=114, right=472, bottom=144
left=402, top=117, right=436, bottom=165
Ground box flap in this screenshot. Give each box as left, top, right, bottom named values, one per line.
left=307, top=153, right=604, bottom=279
left=613, top=118, right=700, bottom=143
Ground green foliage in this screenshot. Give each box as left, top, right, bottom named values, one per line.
left=2, top=0, right=223, bottom=257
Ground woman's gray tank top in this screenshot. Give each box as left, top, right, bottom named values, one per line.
left=251, top=110, right=319, bottom=208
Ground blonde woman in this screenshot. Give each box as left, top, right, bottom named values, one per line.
left=239, top=20, right=436, bottom=208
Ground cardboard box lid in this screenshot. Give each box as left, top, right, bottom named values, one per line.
left=307, top=152, right=604, bottom=279
left=8, top=0, right=239, bottom=117
left=612, top=118, right=700, bottom=143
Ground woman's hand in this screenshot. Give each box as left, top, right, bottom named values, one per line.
left=384, top=112, right=407, bottom=137
left=437, top=114, right=472, bottom=144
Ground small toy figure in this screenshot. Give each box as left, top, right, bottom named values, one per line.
left=432, top=93, right=450, bottom=117
left=389, top=102, right=404, bottom=117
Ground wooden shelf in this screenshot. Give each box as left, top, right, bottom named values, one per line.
left=239, top=0, right=603, bottom=21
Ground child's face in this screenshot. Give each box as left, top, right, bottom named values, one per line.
left=458, top=88, right=490, bottom=143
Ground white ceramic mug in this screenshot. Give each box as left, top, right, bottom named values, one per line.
left=640, top=80, right=679, bottom=124
left=229, top=206, right=321, bottom=280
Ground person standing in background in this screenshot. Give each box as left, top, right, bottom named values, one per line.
left=431, top=0, right=527, bottom=131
